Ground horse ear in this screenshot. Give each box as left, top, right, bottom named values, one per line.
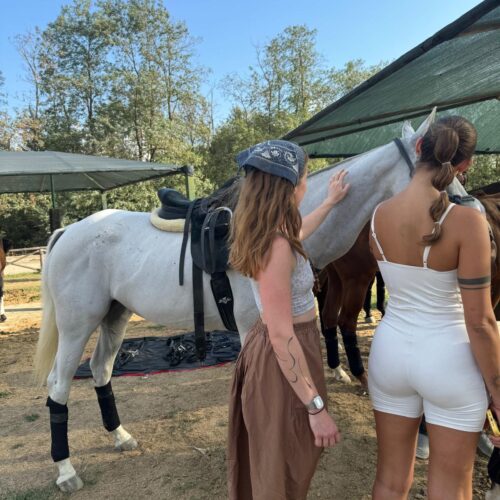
left=413, top=107, right=437, bottom=139
left=401, top=121, right=414, bottom=139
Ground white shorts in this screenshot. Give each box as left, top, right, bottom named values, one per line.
left=368, top=321, right=488, bottom=432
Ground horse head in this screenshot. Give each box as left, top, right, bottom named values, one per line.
left=301, top=108, right=476, bottom=268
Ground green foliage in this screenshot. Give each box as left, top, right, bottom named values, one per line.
left=204, top=26, right=382, bottom=187
left=3, top=9, right=392, bottom=246
left=468, top=155, right=500, bottom=191
left=0, top=71, right=13, bottom=150
left=0, top=195, right=52, bottom=248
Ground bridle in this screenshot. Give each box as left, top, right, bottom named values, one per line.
left=393, top=138, right=415, bottom=177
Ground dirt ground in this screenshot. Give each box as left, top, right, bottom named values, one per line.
left=0, top=278, right=493, bottom=500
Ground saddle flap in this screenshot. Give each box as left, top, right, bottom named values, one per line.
left=191, top=207, right=231, bottom=274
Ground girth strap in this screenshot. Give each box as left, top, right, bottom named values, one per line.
left=179, top=200, right=197, bottom=286
left=192, top=262, right=206, bottom=360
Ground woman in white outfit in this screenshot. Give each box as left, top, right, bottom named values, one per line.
left=368, top=116, right=500, bottom=499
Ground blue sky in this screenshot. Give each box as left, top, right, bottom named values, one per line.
left=0, top=0, right=481, bottom=121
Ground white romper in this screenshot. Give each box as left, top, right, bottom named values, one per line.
left=368, top=203, right=489, bottom=432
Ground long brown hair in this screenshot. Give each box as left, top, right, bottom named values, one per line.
left=418, top=116, right=477, bottom=244
left=229, top=168, right=306, bottom=278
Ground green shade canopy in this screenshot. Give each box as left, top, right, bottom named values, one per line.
left=0, top=150, right=189, bottom=194
left=284, top=0, right=500, bottom=157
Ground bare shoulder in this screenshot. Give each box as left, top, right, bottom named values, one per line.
left=267, top=235, right=295, bottom=266
left=451, top=205, right=489, bottom=233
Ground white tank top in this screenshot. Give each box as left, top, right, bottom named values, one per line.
left=371, top=203, right=465, bottom=331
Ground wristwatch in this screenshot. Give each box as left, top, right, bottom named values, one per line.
left=306, top=395, right=324, bottom=414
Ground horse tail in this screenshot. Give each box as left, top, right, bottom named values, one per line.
left=33, top=229, right=66, bottom=386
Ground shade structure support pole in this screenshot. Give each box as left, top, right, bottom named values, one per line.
left=182, top=165, right=196, bottom=201
left=101, top=191, right=108, bottom=210
left=50, top=175, right=57, bottom=209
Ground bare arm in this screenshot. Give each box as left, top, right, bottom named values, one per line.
left=301, top=170, right=349, bottom=241
left=258, top=237, right=340, bottom=447
left=458, top=210, right=500, bottom=407
left=259, top=237, right=319, bottom=404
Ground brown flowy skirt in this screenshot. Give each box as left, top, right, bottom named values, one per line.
left=227, top=318, right=328, bottom=500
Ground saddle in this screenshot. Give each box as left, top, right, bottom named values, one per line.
left=156, top=179, right=239, bottom=360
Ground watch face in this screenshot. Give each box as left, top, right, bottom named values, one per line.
left=313, top=395, right=324, bottom=409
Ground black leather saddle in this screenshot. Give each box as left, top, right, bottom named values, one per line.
left=156, top=178, right=239, bottom=360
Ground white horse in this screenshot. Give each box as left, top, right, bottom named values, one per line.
left=33, top=109, right=473, bottom=492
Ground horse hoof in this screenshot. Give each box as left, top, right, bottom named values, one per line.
left=116, top=437, right=138, bottom=451
left=333, top=366, right=351, bottom=384
left=485, top=483, right=500, bottom=500
left=56, top=474, right=84, bottom=492
left=478, top=430, right=494, bottom=458
left=0, top=314, right=6, bottom=322
left=356, top=373, right=369, bottom=390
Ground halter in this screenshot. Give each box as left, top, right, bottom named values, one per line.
left=393, top=138, right=415, bottom=177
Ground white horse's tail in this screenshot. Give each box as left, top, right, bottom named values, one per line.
left=34, top=229, right=66, bottom=386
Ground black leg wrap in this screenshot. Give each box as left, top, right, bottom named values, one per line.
left=323, top=327, right=340, bottom=369
left=363, top=279, right=374, bottom=316
left=488, top=447, right=500, bottom=485
left=340, top=329, right=365, bottom=376
left=419, top=416, right=427, bottom=435
left=46, top=397, right=69, bottom=462
left=95, top=381, right=121, bottom=432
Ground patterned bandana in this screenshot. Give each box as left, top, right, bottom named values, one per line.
left=236, top=140, right=306, bottom=186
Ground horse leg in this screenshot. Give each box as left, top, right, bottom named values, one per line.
left=363, top=277, right=375, bottom=323
left=90, top=301, right=137, bottom=451
left=338, top=278, right=373, bottom=388
left=46, top=328, right=96, bottom=492
left=318, top=267, right=351, bottom=383
left=375, top=271, right=386, bottom=316
left=0, top=276, right=6, bottom=322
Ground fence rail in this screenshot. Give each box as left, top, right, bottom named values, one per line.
left=5, top=247, right=46, bottom=275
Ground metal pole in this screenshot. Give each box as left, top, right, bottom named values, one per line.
left=101, top=191, right=108, bottom=209
left=50, top=175, right=57, bottom=208
left=183, top=165, right=196, bottom=200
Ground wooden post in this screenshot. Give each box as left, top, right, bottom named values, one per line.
left=101, top=191, right=108, bottom=209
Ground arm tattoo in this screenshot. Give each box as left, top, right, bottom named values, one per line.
left=458, top=276, right=491, bottom=289
left=273, top=336, right=312, bottom=386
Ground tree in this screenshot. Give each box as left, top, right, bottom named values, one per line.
left=468, top=155, right=500, bottom=191
left=0, top=71, right=13, bottom=150
left=37, top=0, right=113, bottom=153
left=207, top=25, right=385, bottom=187
left=13, top=30, right=45, bottom=150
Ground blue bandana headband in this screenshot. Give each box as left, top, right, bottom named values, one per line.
left=236, top=140, right=306, bottom=186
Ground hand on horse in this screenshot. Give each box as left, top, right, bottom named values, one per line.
left=325, top=170, right=350, bottom=207
left=308, top=410, right=341, bottom=447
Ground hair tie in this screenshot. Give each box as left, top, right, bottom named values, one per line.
left=441, top=161, right=452, bottom=168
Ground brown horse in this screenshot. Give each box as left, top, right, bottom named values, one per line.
left=317, top=187, right=500, bottom=387
left=0, top=237, right=12, bottom=322
left=316, top=222, right=374, bottom=388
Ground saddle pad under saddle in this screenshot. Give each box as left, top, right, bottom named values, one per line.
left=150, top=209, right=185, bottom=232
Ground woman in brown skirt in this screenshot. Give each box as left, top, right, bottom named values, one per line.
left=227, top=140, right=350, bottom=499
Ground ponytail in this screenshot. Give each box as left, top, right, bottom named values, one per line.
left=418, top=116, right=477, bottom=245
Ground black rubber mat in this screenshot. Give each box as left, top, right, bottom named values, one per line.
left=75, top=330, right=241, bottom=378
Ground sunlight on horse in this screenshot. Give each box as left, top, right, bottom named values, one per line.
left=32, top=109, right=480, bottom=492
